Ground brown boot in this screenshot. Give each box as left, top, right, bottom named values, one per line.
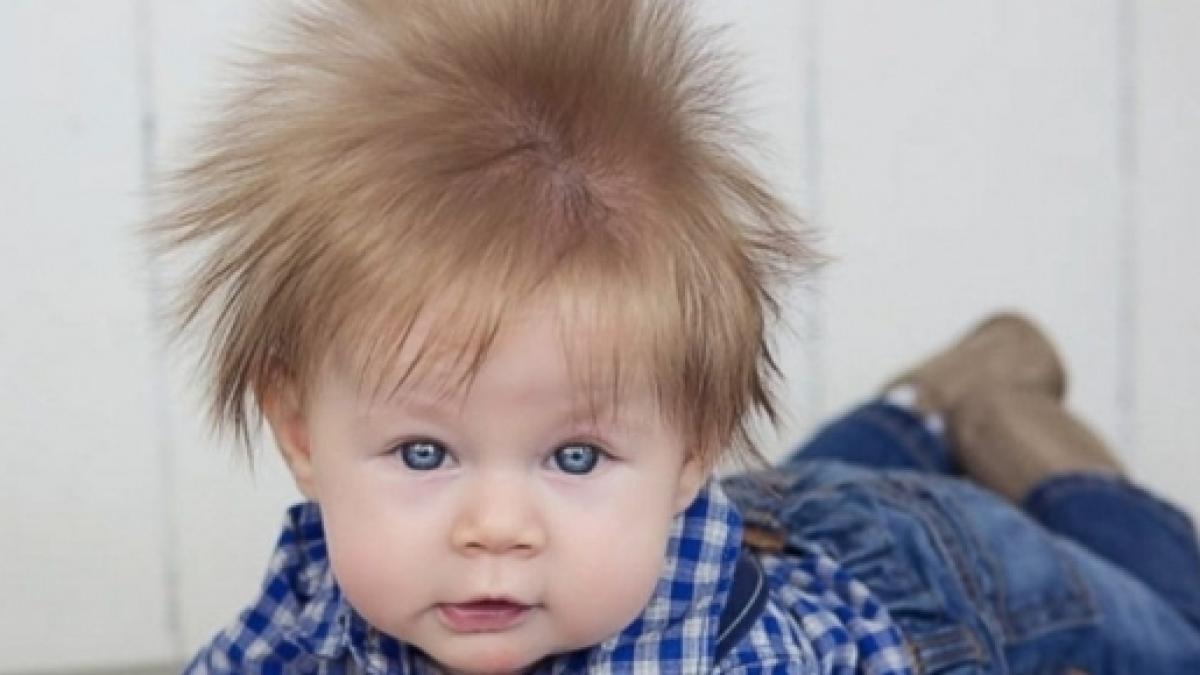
left=950, top=389, right=1125, bottom=504
left=885, top=312, right=1066, bottom=417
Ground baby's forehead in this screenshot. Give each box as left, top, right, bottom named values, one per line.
left=332, top=348, right=659, bottom=413
left=329, top=292, right=655, bottom=385
left=326, top=309, right=657, bottom=410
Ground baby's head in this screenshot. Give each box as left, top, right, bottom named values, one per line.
left=151, top=0, right=817, bottom=671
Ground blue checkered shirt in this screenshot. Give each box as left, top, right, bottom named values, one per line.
left=185, top=482, right=914, bottom=673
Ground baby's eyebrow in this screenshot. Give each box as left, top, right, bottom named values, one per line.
left=563, top=393, right=659, bottom=433
left=357, top=387, right=466, bottom=423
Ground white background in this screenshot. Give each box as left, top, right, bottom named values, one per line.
left=1, top=1, right=1197, bottom=671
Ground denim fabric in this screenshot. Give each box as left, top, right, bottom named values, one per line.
left=794, top=401, right=957, bottom=475
left=722, top=401, right=1200, bottom=674
left=1024, top=473, right=1200, bottom=633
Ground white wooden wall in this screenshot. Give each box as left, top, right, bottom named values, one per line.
left=1, top=2, right=1196, bottom=671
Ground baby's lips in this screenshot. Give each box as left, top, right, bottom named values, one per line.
left=438, top=599, right=533, bottom=632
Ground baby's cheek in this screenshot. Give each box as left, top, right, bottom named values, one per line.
left=324, top=515, right=428, bottom=633
left=589, top=549, right=661, bottom=623
left=555, top=520, right=670, bottom=645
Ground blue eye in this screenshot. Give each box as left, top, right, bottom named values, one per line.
left=396, top=440, right=446, bottom=470
left=553, top=444, right=601, bottom=475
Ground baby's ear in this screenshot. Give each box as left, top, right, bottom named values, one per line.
left=260, top=383, right=319, bottom=501
left=673, top=453, right=710, bottom=513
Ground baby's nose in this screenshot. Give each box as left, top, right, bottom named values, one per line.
left=450, top=476, right=546, bottom=556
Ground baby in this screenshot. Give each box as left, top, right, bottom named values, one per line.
left=151, top=1, right=1200, bottom=673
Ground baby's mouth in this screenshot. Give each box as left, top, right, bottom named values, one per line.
left=438, top=598, right=533, bottom=633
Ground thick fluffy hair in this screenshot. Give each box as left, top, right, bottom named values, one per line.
left=148, top=0, right=820, bottom=465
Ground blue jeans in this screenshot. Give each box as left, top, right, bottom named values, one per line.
left=722, top=401, right=1200, bottom=674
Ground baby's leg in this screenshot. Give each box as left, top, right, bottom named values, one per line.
left=960, top=386, right=1200, bottom=634
left=786, top=397, right=957, bottom=473
left=954, top=388, right=1200, bottom=634
left=903, top=469, right=1200, bottom=672
left=833, top=379, right=1200, bottom=634
left=786, top=311, right=1200, bottom=638
left=790, top=312, right=1064, bottom=475
left=1028, top=473, right=1200, bottom=634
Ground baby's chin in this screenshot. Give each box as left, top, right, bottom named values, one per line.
left=424, top=634, right=550, bottom=675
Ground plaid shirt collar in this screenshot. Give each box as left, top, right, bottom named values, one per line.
left=193, top=481, right=741, bottom=673
left=189, top=480, right=912, bottom=673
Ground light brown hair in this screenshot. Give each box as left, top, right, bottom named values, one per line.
left=147, top=0, right=822, bottom=466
